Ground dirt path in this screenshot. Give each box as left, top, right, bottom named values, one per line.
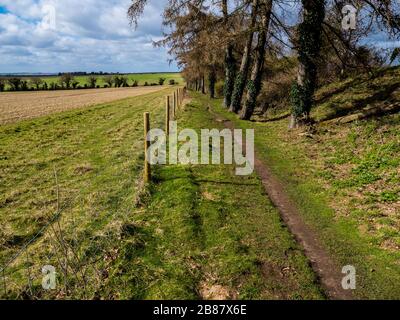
left=209, top=105, right=353, bottom=300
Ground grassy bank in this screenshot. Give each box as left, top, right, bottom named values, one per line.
left=198, top=67, right=400, bottom=299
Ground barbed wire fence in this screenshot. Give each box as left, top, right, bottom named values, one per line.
left=0, top=162, right=119, bottom=299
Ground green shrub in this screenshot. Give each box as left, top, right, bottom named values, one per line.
left=169, top=79, right=175, bottom=85
left=159, top=77, right=166, bottom=85
left=113, top=76, right=125, bottom=88
left=121, top=76, right=129, bottom=87
left=30, top=78, right=43, bottom=90
left=7, top=78, right=22, bottom=91
left=103, top=76, right=114, bottom=87
left=21, top=81, right=29, bottom=91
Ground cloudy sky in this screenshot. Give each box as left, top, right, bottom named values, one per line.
left=1, top=1, right=399, bottom=74
left=0, top=0, right=178, bottom=74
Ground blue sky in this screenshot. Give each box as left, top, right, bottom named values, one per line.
left=0, top=0, right=178, bottom=73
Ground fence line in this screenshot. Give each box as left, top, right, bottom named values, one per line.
left=1, top=86, right=187, bottom=298
left=143, top=86, right=186, bottom=183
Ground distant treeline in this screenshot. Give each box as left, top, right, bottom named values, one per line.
left=0, top=74, right=178, bottom=92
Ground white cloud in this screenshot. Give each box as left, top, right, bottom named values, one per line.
left=0, top=0, right=177, bottom=73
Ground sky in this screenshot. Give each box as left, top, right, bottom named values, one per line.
left=0, top=0, right=178, bottom=74
left=1, top=1, right=399, bottom=74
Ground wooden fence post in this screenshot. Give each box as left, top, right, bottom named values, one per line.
left=173, top=92, right=177, bottom=117
left=143, top=112, right=151, bottom=183
left=166, top=96, right=170, bottom=136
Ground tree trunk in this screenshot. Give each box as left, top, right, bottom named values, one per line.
left=208, top=67, right=216, bottom=99
left=290, top=0, right=325, bottom=128
left=240, top=0, right=273, bottom=120
left=201, top=75, right=206, bottom=94
left=229, top=0, right=259, bottom=113
left=222, top=0, right=236, bottom=108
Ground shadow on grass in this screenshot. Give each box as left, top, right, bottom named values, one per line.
left=318, top=82, right=400, bottom=122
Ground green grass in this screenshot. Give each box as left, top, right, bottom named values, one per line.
left=104, top=98, right=324, bottom=300
left=4, top=65, right=398, bottom=299
left=0, top=88, right=174, bottom=298
left=0, top=87, right=323, bottom=300
left=2, top=73, right=183, bottom=89
left=201, top=67, right=400, bottom=299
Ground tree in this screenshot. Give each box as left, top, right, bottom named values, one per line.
left=114, top=76, right=123, bottom=87
left=88, top=76, right=97, bottom=88
left=208, top=66, right=217, bottom=98
left=0, top=78, right=5, bottom=92
left=21, top=80, right=29, bottom=91
left=7, top=78, right=22, bottom=91
left=159, top=77, right=166, bottom=85
left=30, top=78, right=43, bottom=90
left=121, top=76, right=129, bottom=87
left=229, top=0, right=260, bottom=113
left=72, top=80, right=79, bottom=89
left=222, top=0, right=236, bottom=107
left=240, top=0, right=274, bottom=119
left=59, top=73, right=74, bottom=89
left=290, top=0, right=325, bottom=128
left=103, top=76, right=114, bottom=87
left=128, top=0, right=241, bottom=107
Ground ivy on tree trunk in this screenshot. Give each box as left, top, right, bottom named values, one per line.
left=240, top=0, right=273, bottom=120
left=224, top=44, right=236, bottom=107
left=290, top=0, right=325, bottom=128
left=229, top=0, right=259, bottom=113
left=222, top=0, right=236, bottom=108
left=208, top=67, right=216, bottom=99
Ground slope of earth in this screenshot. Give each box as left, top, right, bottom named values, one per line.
left=203, top=66, right=400, bottom=299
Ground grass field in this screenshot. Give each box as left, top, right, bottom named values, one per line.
left=0, top=88, right=175, bottom=298
left=2, top=73, right=182, bottom=90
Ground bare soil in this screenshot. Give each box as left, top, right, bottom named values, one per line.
left=0, top=86, right=165, bottom=124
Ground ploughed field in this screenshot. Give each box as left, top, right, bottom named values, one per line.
left=0, top=86, right=167, bottom=124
